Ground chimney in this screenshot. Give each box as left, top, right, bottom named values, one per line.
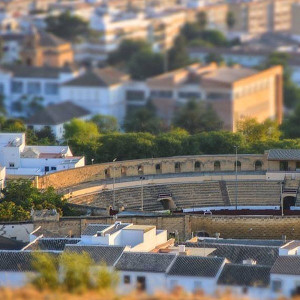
left=243, top=259, right=257, bottom=265
left=178, top=245, right=187, bottom=255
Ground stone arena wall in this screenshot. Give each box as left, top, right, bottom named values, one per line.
left=34, top=214, right=300, bottom=241
left=35, top=154, right=267, bottom=189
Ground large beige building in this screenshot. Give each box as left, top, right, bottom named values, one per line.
left=229, top=0, right=295, bottom=35
left=126, top=63, right=283, bottom=131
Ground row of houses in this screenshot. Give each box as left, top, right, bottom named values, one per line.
left=0, top=62, right=283, bottom=133
left=0, top=218, right=299, bottom=299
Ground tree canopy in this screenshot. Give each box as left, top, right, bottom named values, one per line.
left=172, top=99, right=223, bottom=134
left=46, top=12, right=92, bottom=42
left=0, top=179, right=78, bottom=221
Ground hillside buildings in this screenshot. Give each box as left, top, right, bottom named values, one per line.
left=21, top=28, right=74, bottom=68
left=0, top=132, right=85, bottom=176
left=127, top=63, right=283, bottom=131
left=26, top=101, right=91, bottom=140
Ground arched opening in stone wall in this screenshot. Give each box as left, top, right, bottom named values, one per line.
left=214, top=161, right=221, bottom=171
left=104, top=168, right=111, bottom=179
left=138, top=165, right=144, bottom=175
left=121, top=166, right=127, bottom=177
left=175, top=162, right=181, bottom=173
left=255, top=160, right=263, bottom=171
left=155, top=163, right=162, bottom=174
left=194, top=161, right=201, bottom=172
left=283, top=196, right=296, bottom=210
left=196, top=231, right=210, bottom=237
left=159, top=198, right=177, bottom=210
left=234, top=161, right=241, bottom=172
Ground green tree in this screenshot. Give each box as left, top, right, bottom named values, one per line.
left=197, top=11, right=207, bottom=30
left=123, top=102, right=164, bottom=134
left=194, top=131, right=247, bottom=154
left=262, top=52, right=300, bottom=108
left=31, top=252, right=59, bottom=290
left=60, top=251, right=93, bottom=293
left=91, top=114, right=119, bottom=133
left=64, top=119, right=100, bottom=143
left=128, top=50, right=164, bottom=79
left=0, top=179, right=75, bottom=220
left=226, top=11, right=236, bottom=29
left=0, top=118, right=26, bottom=132
left=168, top=35, right=190, bottom=70
left=172, top=99, right=223, bottom=134
left=281, top=103, right=300, bottom=138
left=205, top=52, right=224, bottom=65
left=237, top=117, right=281, bottom=144
left=46, top=11, right=90, bottom=42
left=97, top=132, right=155, bottom=162
left=154, top=128, right=189, bottom=157
left=0, top=94, right=6, bottom=116
left=108, top=39, right=151, bottom=66
left=96, top=264, right=119, bottom=290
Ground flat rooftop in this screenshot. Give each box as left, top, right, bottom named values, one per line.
left=123, top=225, right=156, bottom=233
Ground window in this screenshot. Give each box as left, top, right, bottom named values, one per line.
left=272, top=280, right=282, bottom=292
left=9, top=162, right=15, bottom=168
left=175, top=162, right=181, bottom=173
left=138, top=165, right=144, bottom=175
left=178, top=91, right=201, bottom=99
left=123, top=275, right=130, bottom=284
left=136, top=276, right=146, bottom=291
left=194, top=161, right=201, bottom=172
left=45, top=83, right=59, bottom=95
left=121, top=166, right=127, bottom=177
left=214, top=161, right=221, bottom=171
left=105, top=168, right=111, bottom=178
left=45, top=166, right=49, bottom=172
left=296, top=162, right=300, bottom=170
left=155, top=163, right=162, bottom=174
left=280, top=161, right=289, bottom=171
left=234, top=161, right=241, bottom=171
left=207, top=92, right=227, bottom=100
left=150, top=90, right=173, bottom=98
left=126, top=90, right=145, bottom=101
left=254, top=160, right=263, bottom=171
left=11, top=81, right=23, bottom=93
left=51, top=167, right=57, bottom=171
left=27, top=82, right=41, bottom=94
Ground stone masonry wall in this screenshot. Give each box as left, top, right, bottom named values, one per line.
left=34, top=214, right=300, bottom=241
left=35, top=154, right=267, bottom=190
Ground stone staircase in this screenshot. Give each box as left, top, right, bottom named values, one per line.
left=219, top=181, right=231, bottom=206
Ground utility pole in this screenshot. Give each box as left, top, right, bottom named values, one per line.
left=112, top=158, right=117, bottom=209
left=234, top=145, right=239, bottom=210
left=281, top=181, right=284, bottom=217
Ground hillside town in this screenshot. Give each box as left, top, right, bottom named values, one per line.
left=1, top=0, right=300, bottom=299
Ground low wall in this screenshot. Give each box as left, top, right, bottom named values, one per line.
left=33, top=214, right=300, bottom=241
left=35, top=154, right=267, bottom=189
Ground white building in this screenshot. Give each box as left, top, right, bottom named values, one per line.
left=60, top=67, right=129, bottom=121
left=0, top=64, right=82, bottom=115
left=26, top=101, right=91, bottom=141
left=0, top=166, right=5, bottom=189
left=270, top=255, right=300, bottom=298
left=0, top=132, right=85, bottom=176
left=80, top=222, right=168, bottom=252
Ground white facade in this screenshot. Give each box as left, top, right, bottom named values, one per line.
left=0, top=67, right=82, bottom=115
left=81, top=223, right=168, bottom=252
left=0, top=272, right=33, bottom=287
left=60, top=83, right=126, bottom=122
left=270, top=273, right=300, bottom=298
left=0, top=223, right=34, bottom=243
left=0, top=133, right=85, bottom=176
left=118, top=271, right=167, bottom=295
left=0, top=166, right=5, bottom=189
